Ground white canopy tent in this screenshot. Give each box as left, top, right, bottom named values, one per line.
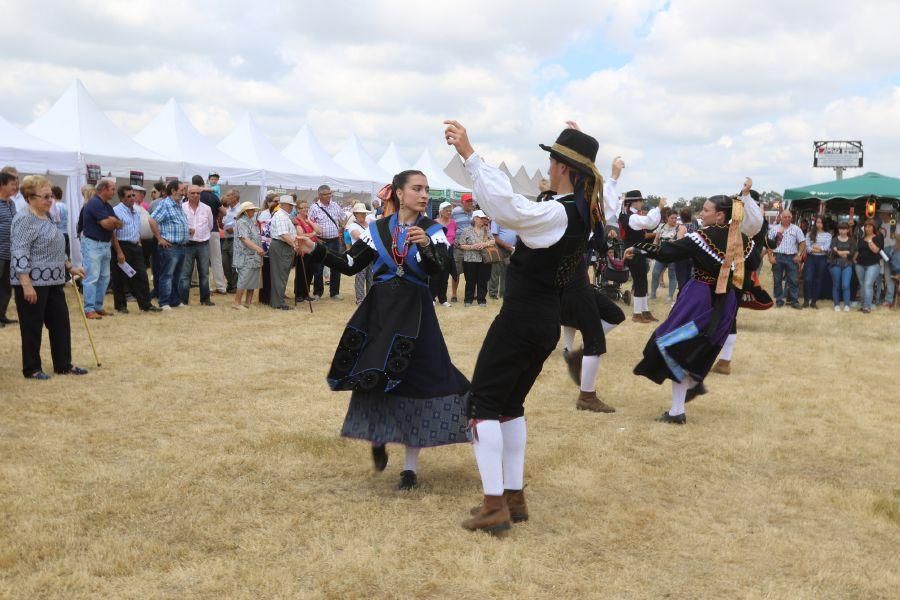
left=134, top=99, right=262, bottom=185
left=512, top=166, right=539, bottom=199
left=282, top=125, right=371, bottom=194
left=333, top=134, right=391, bottom=196
left=412, top=148, right=469, bottom=193
left=378, top=142, right=412, bottom=178
left=531, top=168, right=546, bottom=190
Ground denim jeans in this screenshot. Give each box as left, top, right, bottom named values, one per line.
left=829, top=264, right=852, bottom=306
left=772, top=253, right=799, bottom=305
left=650, top=259, right=676, bottom=300
left=80, top=237, right=111, bottom=313
left=883, top=247, right=896, bottom=304
left=855, top=263, right=880, bottom=310
left=156, top=244, right=185, bottom=308
left=180, top=242, right=211, bottom=304
left=803, top=254, right=827, bottom=303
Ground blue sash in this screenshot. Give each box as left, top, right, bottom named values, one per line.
left=370, top=214, right=439, bottom=288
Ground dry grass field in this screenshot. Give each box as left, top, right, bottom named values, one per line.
left=1, top=271, right=899, bottom=599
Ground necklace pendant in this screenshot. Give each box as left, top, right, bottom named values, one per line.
left=395, top=265, right=405, bottom=277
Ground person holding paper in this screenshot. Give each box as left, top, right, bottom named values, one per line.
left=111, top=186, right=161, bottom=313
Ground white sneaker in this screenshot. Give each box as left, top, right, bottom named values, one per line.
left=843, top=305, right=850, bottom=312
left=442, top=302, right=452, bottom=308
left=834, top=305, right=840, bottom=312
left=160, top=305, right=172, bottom=311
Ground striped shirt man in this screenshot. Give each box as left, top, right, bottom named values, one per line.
left=150, top=197, right=189, bottom=245
left=0, top=197, right=15, bottom=260
left=768, top=223, right=805, bottom=255
left=307, top=200, right=345, bottom=240
left=113, top=202, right=142, bottom=244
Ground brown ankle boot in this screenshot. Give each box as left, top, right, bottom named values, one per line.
left=470, top=489, right=529, bottom=523
left=711, top=359, right=731, bottom=375
left=462, top=495, right=512, bottom=535
left=576, top=391, right=616, bottom=413
left=632, top=313, right=649, bottom=323
left=642, top=311, right=659, bottom=322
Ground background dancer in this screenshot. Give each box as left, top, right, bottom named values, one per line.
left=619, top=190, right=663, bottom=323
left=625, top=195, right=760, bottom=424
left=297, top=170, right=469, bottom=491
left=445, top=119, right=600, bottom=535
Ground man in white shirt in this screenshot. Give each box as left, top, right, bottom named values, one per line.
left=268, top=195, right=298, bottom=310
left=602, top=156, right=624, bottom=224
left=619, top=190, right=663, bottom=322
left=179, top=185, right=216, bottom=306
left=767, top=209, right=805, bottom=309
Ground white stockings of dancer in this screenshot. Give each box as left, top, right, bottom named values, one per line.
left=719, top=333, right=737, bottom=361
left=500, top=417, right=526, bottom=491
left=580, top=355, right=601, bottom=393
left=472, top=420, right=504, bottom=496
left=670, top=376, right=696, bottom=416
left=562, top=326, right=576, bottom=352
left=633, top=296, right=648, bottom=314
left=404, top=446, right=420, bottom=472
left=601, top=320, right=618, bottom=335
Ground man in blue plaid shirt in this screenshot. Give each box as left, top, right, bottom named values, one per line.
left=150, top=180, right=189, bottom=310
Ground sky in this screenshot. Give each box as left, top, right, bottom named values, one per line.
left=2, top=0, right=900, bottom=198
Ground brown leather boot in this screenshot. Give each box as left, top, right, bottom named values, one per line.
left=632, top=313, right=649, bottom=323
left=576, top=391, right=616, bottom=413
left=470, top=489, right=529, bottom=523
left=711, top=359, right=731, bottom=375
left=642, top=311, right=659, bottom=322
left=462, top=495, right=511, bottom=535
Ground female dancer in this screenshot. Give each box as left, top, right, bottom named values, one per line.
left=296, top=170, right=469, bottom=490
left=625, top=195, right=760, bottom=424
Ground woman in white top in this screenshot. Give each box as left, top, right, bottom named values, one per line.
left=650, top=210, right=679, bottom=303
left=803, top=216, right=832, bottom=309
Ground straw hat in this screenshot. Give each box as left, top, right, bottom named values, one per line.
left=236, top=201, right=258, bottom=218
left=278, top=194, right=296, bottom=206
left=351, top=202, right=371, bottom=214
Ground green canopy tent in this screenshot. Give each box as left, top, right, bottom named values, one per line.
left=784, top=171, right=900, bottom=215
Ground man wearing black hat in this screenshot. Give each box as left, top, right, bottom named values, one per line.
left=619, top=190, right=664, bottom=322
left=444, top=119, right=602, bottom=535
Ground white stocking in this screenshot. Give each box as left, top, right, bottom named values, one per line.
left=719, top=333, right=737, bottom=361
left=562, top=326, right=577, bottom=352
left=403, top=446, right=420, bottom=472
left=601, top=320, right=618, bottom=335
left=472, top=420, right=504, bottom=496
left=580, top=355, right=601, bottom=393
left=500, top=417, right=526, bottom=491
left=670, top=379, right=689, bottom=416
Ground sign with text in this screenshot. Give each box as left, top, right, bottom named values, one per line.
left=129, top=171, right=144, bottom=186
left=813, top=141, right=863, bottom=168
left=86, top=164, right=101, bottom=184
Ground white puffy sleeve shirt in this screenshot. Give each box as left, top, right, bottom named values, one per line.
left=464, top=153, right=568, bottom=249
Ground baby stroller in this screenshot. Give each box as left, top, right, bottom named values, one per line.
left=593, top=225, right=631, bottom=305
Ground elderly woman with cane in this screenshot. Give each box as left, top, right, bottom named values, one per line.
left=10, top=175, right=88, bottom=379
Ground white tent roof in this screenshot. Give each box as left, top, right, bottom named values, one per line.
left=498, top=161, right=514, bottom=180
left=25, top=80, right=179, bottom=178
left=134, top=99, right=262, bottom=183
left=412, top=148, right=469, bottom=192
left=531, top=169, right=545, bottom=188
left=282, top=125, right=358, bottom=180
left=333, top=134, right=391, bottom=185
left=512, top=166, right=539, bottom=199
left=0, top=114, right=78, bottom=175
left=444, top=154, right=473, bottom=189
left=218, top=114, right=325, bottom=188
left=378, top=142, right=412, bottom=177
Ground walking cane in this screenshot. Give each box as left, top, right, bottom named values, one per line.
left=70, top=276, right=102, bottom=367
left=298, top=253, right=314, bottom=314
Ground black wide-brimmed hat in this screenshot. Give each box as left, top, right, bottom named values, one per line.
left=623, top=189, right=644, bottom=204
left=539, top=129, right=599, bottom=176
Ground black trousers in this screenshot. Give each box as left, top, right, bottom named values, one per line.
left=14, top=284, right=72, bottom=377
left=463, top=261, right=491, bottom=304
left=0, top=258, right=12, bottom=319
left=627, top=255, right=649, bottom=297
left=469, top=306, right=561, bottom=420
left=312, top=238, right=343, bottom=297
left=294, top=253, right=315, bottom=299
left=111, top=241, right=152, bottom=310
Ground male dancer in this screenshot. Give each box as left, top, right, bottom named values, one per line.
left=444, top=119, right=601, bottom=535
left=620, top=190, right=663, bottom=323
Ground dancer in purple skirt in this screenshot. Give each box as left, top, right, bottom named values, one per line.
left=624, top=195, right=760, bottom=424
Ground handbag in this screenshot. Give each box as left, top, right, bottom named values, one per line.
left=479, top=230, right=501, bottom=264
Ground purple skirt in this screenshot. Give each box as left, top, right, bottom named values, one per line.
left=633, top=278, right=737, bottom=384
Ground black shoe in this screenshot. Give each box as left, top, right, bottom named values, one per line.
left=201, top=300, right=216, bottom=306
left=810, top=302, right=818, bottom=309
left=790, top=302, right=802, bottom=310
left=775, top=302, right=784, bottom=308
left=0, top=317, right=17, bottom=325
left=142, top=306, right=163, bottom=313
left=116, top=308, right=130, bottom=314
left=399, top=470, right=418, bottom=490
left=26, top=371, right=51, bottom=380
left=656, top=411, right=686, bottom=424
left=685, top=382, right=707, bottom=403
left=278, top=305, right=293, bottom=311
left=57, top=366, right=88, bottom=375
left=372, top=445, right=388, bottom=471
left=802, top=300, right=810, bottom=308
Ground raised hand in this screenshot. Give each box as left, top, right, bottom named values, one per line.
left=443, top=120, right=475, bottom=160
left=565, top=120, right=582, bottom=131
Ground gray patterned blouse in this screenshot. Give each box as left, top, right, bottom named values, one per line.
left=9, top=211, right=67, bottom=286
